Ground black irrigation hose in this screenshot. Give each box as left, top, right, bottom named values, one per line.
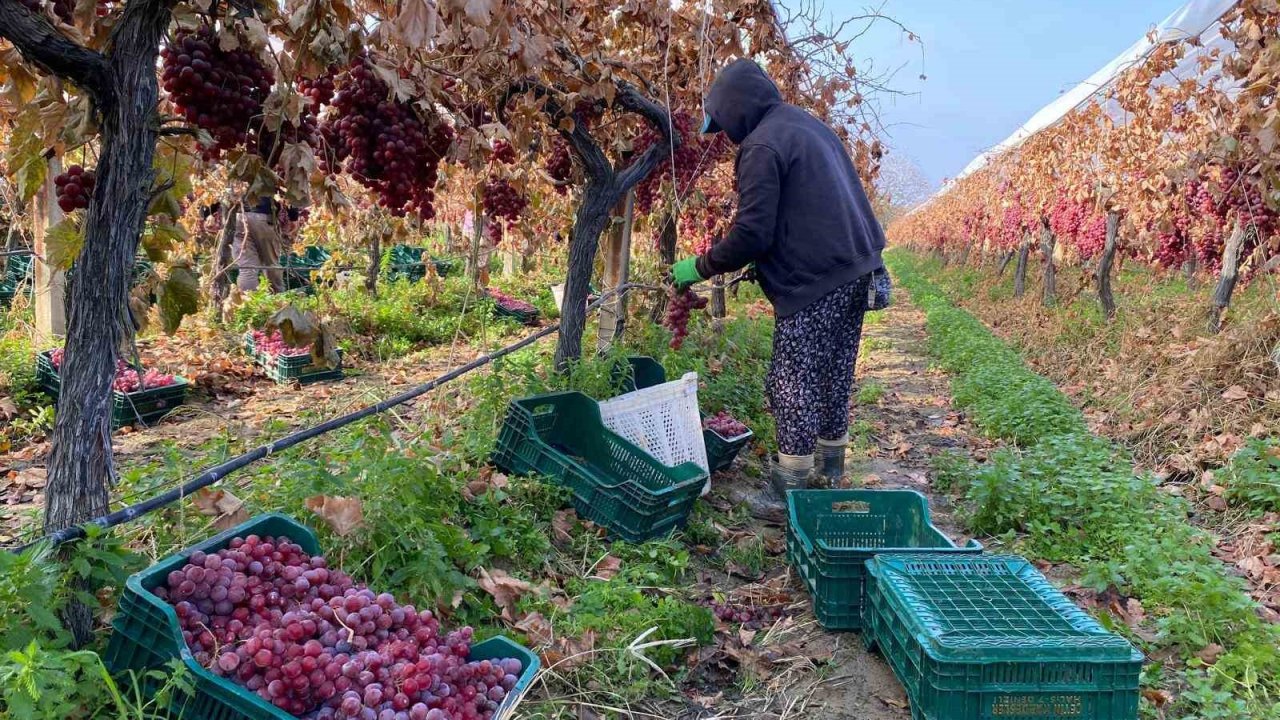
left=11, top=284, right=654, bottom=553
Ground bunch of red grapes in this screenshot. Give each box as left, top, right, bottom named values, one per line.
left=703, top=411, right=748, bottom=439
left=252, top=330, right=312, bottom=359
left=54, top=165, right=96, bottom=212
left=299, top=74, right=337, bottom=113
left=49, top=348, right=176, bottom=393
left=480, top=177, right=527, bottom=223
left=632, top=111, right=731, bottom=215
left=319, top=57, right=454, bottom=219
left=1076, top=214, right=1107, bottom=259
left=543, top=139, right=573, bottom=194
left=699, top=598, right=786, bottom=630
left=487, top=289, right=536, bottom=314
left=161, top=26, right=274, bottom=160
left=1048, top=193, right=1085, bottom=246
left=155, top=534, right=524, bottom=720
left=1153, top=230, right=1190, bottom=269
left=1217, top=167, right=1275, bottom=234
left=999, top=203, right=1027, bottom=249
left=1184, top=179, right=1220, bottom=219
left=489, top=140, right=517, bottom=165
left=663, top=287, right=707, bottom=350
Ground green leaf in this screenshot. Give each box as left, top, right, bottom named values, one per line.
left=158, top=266, right=200, bottom=335
left=15, top=155, right=46, bottom=202
left=142, top=221, right=185, bottom=261
left=45, top=218, right=84, bottom=270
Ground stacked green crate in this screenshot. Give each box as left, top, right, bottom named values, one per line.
left=864, top=554, right=1143, bottom=720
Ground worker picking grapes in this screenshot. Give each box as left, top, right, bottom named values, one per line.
left=672, top=59, right=889, bottom=498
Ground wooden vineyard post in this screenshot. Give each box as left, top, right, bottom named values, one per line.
left=32, top=155, right=67, bottom=344
left=1097, top=211, right=1119, bottom=320
left=597, top=190, right=634, bottom=353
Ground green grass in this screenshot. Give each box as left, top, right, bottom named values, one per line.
left=856, top=380, right=886, bottom=405
left=887, top=249, right=1280, bottom=719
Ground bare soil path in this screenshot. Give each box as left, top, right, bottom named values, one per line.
left=673, top=290, right=987, bottom=720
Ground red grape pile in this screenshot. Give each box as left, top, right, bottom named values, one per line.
left=161, top=26, right=274, bottom=160
left=480, top=177, right=527, bottom=223
left=155, top=534, right=524, bottom=720
left=252, top=330, right=312, bottom=359
left=543, top=139, right=572, bottom=194
left=698, top=598, right=786, bottom=630
left=663, top=287, right=707, bottom=350
left=703, top=411, right=748, bottom=439
left=54, top=165, right=96, bottom=212
left=487, top=289, right=536, bottom=314
left=319, top=57, right=454, bottom=219
left=49, top=349, right=176, bottom=393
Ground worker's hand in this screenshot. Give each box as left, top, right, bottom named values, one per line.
left=672, top=257, right=703, bottom=289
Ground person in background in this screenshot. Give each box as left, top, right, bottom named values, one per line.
left=671, top=59, right=886, bottom=498
left=233, top=196, right=296, bottom=293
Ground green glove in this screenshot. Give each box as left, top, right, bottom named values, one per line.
left=672, top=257, right=703, bottom=289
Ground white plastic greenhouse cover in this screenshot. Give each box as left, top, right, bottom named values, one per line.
left=950, top=0, right=1238, bottom=183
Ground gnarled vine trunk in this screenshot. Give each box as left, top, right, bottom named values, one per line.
left=997, top=250, right=1016, bottom=277
left=1096, top=211, right=1119, bottom=320
left=0, top=0, right=174, bottom=645
left=1040, top=219, right=1056, bottom=307
left=209, top=200, right=240, bottom=322
left=1013, top=236, right=1031, bottom=297
left=1208, top=222, right=1247, bottom=334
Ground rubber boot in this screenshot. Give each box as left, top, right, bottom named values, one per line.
left=769, top=452, right=814, bottom=500
left=816, top=435, right=849, bottom=487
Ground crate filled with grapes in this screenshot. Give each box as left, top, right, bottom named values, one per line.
left=486, top=289, right=539, bottom=326
left=246, top=330, right=345, bottom=385
left=702, top=411, right=754, bottom=473
left=37, top=348, right=191, bottom=429
left=105, top=513, right=539, bottom=720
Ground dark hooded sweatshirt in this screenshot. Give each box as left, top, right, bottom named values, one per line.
left=695, top=60, right=886, bottom=317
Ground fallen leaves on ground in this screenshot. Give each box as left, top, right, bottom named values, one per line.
left=551, top=509, right=577, bottom=545
left=192, top=487, right=250, bottom=530
left=590, top=554, right=621, bottom=580
left=304, top=495, right=365, bottom=536
left=476, top=567, right=533, bottom=622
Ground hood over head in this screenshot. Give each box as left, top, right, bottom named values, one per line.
left=703, top=59, right=782, bottom=144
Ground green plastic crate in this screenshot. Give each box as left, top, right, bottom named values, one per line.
left=245, top=332, right=344, bottom=384
left=488, top=290, right=540, bottom=326
left=36, top=350, right=191, bottom=429
left=279, top=245, right=330, bottom=291
left=262, top=350, right=345, bottom=385
left=704, top=425, right=754, bottom=472
left=104, top=513, right=540, bottom=720
left=491, top=391, right=708, bottom=542
left=864, top=554, right=1142, bottom=720
left=616, top=356, right=669, bottom=394
left=786, top=489, right=982, bottom=630
left=244, top=332, right=345, bottom=384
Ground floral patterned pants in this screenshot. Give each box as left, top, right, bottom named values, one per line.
left=767, top=275, right=872, bottom=456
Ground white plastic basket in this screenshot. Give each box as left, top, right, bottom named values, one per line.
left=598, top=372, right=711, bottom=494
